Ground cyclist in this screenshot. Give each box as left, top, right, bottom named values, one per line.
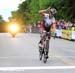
left=38, top=7, right=57, bottom=58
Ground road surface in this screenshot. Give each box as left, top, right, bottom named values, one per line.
left=0, top=33, right=75, bottom=73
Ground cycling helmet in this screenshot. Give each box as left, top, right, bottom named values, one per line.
left=50, top=8, right=57, bottom=15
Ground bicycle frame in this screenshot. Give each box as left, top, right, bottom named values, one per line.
left=42, top=32, right=50, bottom=63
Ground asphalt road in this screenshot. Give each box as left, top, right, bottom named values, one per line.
left=0, top=33, right=75, bottom=73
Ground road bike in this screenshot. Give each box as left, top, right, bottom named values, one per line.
left=39, top=31, right=50, bottom=63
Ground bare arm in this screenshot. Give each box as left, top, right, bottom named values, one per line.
left=39, top=7, right=51, bottom=15
left=39, top=9, right=48, bottom=14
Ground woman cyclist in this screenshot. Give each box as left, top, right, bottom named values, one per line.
left=38, top=7, right=57, bottom=58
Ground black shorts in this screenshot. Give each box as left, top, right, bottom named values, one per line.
left=44, top=25, right=52, bottom=32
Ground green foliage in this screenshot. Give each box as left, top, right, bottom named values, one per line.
left=10, top=0, right=75, bottom=25
left=0, top=15, right=6, bottom=32
left=0, top=15, right=5, bottom=25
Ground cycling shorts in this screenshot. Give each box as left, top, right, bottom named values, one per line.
left=44, top=24, right=52, bottom=32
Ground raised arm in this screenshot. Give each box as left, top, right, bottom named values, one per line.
left=39, top=9, right=47, bottom=14
left=39, top=7, right=51, bottom=16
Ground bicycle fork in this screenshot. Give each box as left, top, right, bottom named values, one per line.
left=43, top=37, right=49, bottom=63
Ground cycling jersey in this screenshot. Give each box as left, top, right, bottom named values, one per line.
left=40, top=13, right=56, bottom=32
left=44, top=13, right=55, bottom=27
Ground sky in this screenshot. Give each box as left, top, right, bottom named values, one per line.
left=0, top=0, right=25, bottom=21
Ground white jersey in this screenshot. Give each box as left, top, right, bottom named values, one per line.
left=44, top=13, right=55, bottom=26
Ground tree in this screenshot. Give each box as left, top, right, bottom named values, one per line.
left=10, top=0, right=75, bottom=25
left=0, top=15, right=5, bottom=24
left=0, top=15, right=6, bottom=32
